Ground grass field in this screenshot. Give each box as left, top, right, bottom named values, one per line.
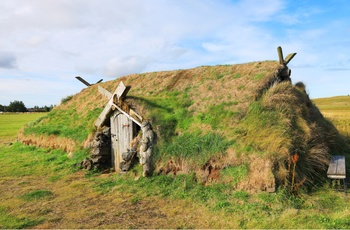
left=313, top=96, right=350, bottom=139
left=0, top=113, right=46, bottom=145
left=1, top=111, right=350, bottom=228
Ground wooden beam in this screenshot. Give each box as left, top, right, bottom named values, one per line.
left=112, top=103, right=142, bottom=127
left=75, top=76, right=91, bottom=86
left=94, top=86, right=122, bottom=128
left=98, top=86, right=113, bottom=100
left=95, top=79, right=103, bottom=84
left=130, top=108, right=143, bottom=122
left=95, top=81, right=137, bottom=128
left=115, top=81, right=131, bottom=101
left=277, top=46, right=284, bottom=65
left=284, top=53, right=297, bottom=66
left=94, top=99, right=114, bottom=128
left=277, top=46, right=297, bottom=66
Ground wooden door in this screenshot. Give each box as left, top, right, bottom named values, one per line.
left=110, top=111, right=134, bottom=172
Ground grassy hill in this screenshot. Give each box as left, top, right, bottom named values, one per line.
left=19, top=61, right=350, bottom=193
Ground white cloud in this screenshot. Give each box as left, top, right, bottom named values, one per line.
left=0, top=0, right=350, bottom=106
left=0, top=52, right=17, bottom=69
left=104, top=56, right=151, bottom=78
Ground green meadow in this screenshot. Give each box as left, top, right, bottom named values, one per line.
left=0, top=113, right=45, bottom=144
left=0, top=109, right=350, bottom=228
left=313, top=96, right=350, bottom=140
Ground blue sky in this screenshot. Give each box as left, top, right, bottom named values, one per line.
left=0, top=0, right=349, bottom=107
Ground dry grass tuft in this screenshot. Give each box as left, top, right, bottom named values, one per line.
left=18, top=128, right=77, bottom=153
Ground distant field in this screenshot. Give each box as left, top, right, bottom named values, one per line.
left=0, top=113, right=46, bottom=144
left=313, top=96, right=350, bottom=138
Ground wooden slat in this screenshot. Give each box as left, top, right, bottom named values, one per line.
left=327, top=155, right=346, bottom=179
left=130, top=108, right=143, bottom=122
left=95, top=79, right=103, bottom=84
left=116, top=81, right=131, bottom=101
left=94, top=100, right=114, bottom=128
left=94, top=86, right=121, bottom=127
left=336, top=156, right=346, bottom=175
left=75, top=76, right=91, bottom=86
left=112, top=103, right=141, bottom=127
left=98, top=86, right=113, bottom=99
left=284, top=53, right=297, bottom=66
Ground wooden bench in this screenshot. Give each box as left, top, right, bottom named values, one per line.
left=327, top=155, right=347, bottom=194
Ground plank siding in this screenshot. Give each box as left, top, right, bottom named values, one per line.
left=110, top=111, right=134, bottom=172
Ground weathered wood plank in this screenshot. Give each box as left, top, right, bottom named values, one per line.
left=327, top=155, right=346, bottom=179
left=112, top=103, right=141, bottom=127
left=95, top=81, right=135, bottom=128
left=277, top=46, right=284, bottom=65
left=110, top=111, right=134, bottom=172
left=284, top=53, right=297, bottom=66
left=130, top=108, right=143, bottom=122
left=336, top=156, right=346, bottom=175
left=75, top=76, right=91, bottom=86
left=95, top=99, right=142, bottom=128
left=94, top=85, right=121, bottom=127
left=116, top=81, right=131, bottom=101
left=94, top=100, right=114, bottom=128
left=98, top=85, right=113, bottom=99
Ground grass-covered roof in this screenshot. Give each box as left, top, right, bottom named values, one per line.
left=19, top=60, right=350, bottom=192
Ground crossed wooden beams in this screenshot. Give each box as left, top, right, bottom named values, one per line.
left=75, top=76, right=103, bottom=87
left=277, top=46, right=297, bottom=67
left=94, top=81, right=142, bottom=128
left=277, top=46, right=297, bottom=78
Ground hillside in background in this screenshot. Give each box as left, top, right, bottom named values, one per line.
left=19, top=61, right=350, bottom=192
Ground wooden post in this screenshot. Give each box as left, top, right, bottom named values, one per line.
left=277, top=46, right=297, bottom=66
left=277, top=46, right=284, bottom=65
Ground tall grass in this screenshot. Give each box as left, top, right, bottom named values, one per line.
left=132, top=90, right=194, bottom=142
left=156, top=132, right=233, bottom=166
left=237, top=81, right=349, bottom=191
left=23, top=107, right=102, bottom=143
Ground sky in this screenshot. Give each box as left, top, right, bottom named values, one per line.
left=0, top=0, right=349, bottom=107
